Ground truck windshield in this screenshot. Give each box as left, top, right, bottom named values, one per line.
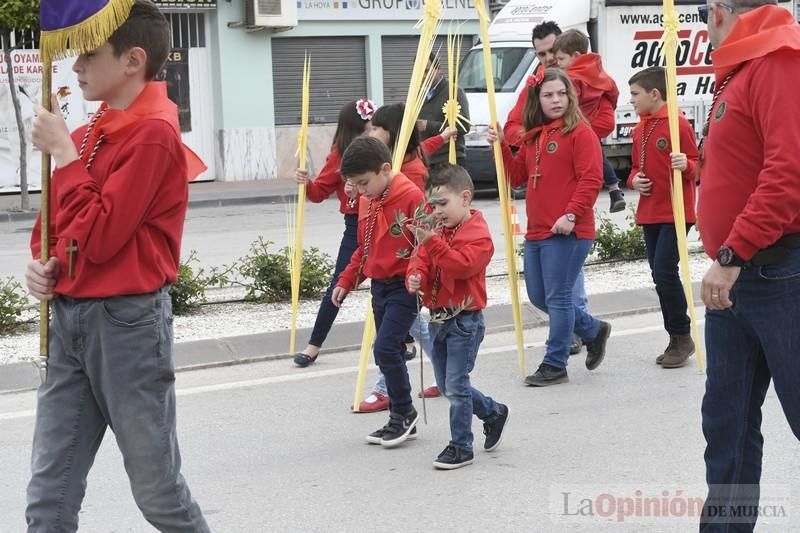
left=459, top=47, right=536, bottom=93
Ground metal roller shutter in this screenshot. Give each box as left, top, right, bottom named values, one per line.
left=272, top=36, right=367, bottom=125
left=381, top=35, right=475, bottom=105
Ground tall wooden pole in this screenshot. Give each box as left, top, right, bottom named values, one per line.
left=38, top=62, right=52, bottom=383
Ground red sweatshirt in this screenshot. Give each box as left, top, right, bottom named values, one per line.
left=502, top=120, right=602, bottom=240
left=697, top=6, right=800, bottom=260
left=409, top=210, right=493, bottom=311
left=568, top=53, right=619, bottom=139
left=30, top=83, right=197, bottom=298
left=305, top=147, right=358, bottom=215
left=336, top=172, right=425, bottom=290
left=628, top=106, right=698, bottom=225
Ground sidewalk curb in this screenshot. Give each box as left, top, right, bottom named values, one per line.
left=0, top=283, right=702, bottom=395
left=1, top=190, right=297, bottom=224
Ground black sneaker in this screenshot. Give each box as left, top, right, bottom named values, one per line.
left=366, top=423, right=417, bottom=445
left=404, top=345, right=417, bottom=361
left=609, top=189, right=626, bottom=213
left=569, top=334, right=583, bottom=356
left=483, top=404, right=509, bottom=452
left=585, top=321, right=612, bottom=370
left=380, top=408, right=419, bottom=448
left=524, top=363, right=569, bottom=387
left=432, top=445, right=474, bottom=470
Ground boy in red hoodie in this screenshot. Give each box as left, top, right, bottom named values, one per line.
left=25, top=1, right=210, bottom=530
left=407, top=164, right=509, bottom=469
left=553, top=29, right=626, bottom=213
left=332, top=136, right=425, bottom=448
left=628, top=66, right=698, bottom=369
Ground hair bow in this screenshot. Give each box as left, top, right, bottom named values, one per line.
left=526, top=70, right=545, bottom=89
left=356, top=98, right=376, bottom=121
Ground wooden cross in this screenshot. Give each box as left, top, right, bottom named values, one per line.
left=532, top=172, right=540, bottom=190
left=65, top=239, right=78, bottom=278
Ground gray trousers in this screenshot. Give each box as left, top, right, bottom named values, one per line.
left=25, top=286, right=211, bottom=533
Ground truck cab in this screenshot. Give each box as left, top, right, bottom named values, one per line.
left=461, top=0, right=794, bottom=192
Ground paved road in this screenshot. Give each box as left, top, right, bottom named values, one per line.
left=1, top=310, right=797, bottom=532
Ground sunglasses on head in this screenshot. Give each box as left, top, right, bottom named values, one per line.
left=697, top=2, right=737, bottom=24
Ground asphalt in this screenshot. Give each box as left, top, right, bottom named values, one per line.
left=0, top=282, right=704, bottom=394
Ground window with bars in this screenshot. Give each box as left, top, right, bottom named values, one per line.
left=163, top=12, right=207, bottom=48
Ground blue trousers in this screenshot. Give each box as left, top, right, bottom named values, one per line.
left=524, top=236, right=601, bottom=368
left=700, top=248, right=800, bottom=532
left=371, top=279, right=418, bottom=415
left=430, top=311, right=501, bottom=450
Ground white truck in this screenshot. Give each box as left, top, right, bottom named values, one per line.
left=459, top=0, right=795, bottom=191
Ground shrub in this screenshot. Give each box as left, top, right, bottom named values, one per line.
left=234, top=237, right=333, bottom=303
left=170, top=251, right=231, bottom=315
left=591, top=206, right=646, bottom=261
left=0, top=276, right=29, bottom=334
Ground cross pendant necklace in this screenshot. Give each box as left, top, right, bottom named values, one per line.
left=67, top=109, right=106, bottom=278
left=533, top=128, right=558, bottom=190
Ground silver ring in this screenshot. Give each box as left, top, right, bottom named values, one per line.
left=711, top=293, right=720, bottom=298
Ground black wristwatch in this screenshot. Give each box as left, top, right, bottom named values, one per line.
left=717, top=245, right=746, bottom=267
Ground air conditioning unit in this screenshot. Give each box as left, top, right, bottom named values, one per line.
left=246, top=0, right=298, bottom=28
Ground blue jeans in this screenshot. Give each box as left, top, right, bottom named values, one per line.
left=374, top=312, right=435, bottom=395
left=700, top=248, right=800, bottom=532
left=643, top=223, right=691, bottom=335
left=26, top=287, right=210, bottom=532
left=308, top=213, right=359, bottom=347
left=371, top=279, right=418, bottom=415
left=524, top=236, right=601, bottom=368
left=430, top=311, right=501, bottom=450
left=600, top=140, right=619, bottom=187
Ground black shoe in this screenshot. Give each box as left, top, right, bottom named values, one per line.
left=524, top=363, right=569, bottom=387
left=569, top=334, right=583, bottom=356
left=432, top=445, right=474, bottom=470
left=585, top=321, right=612, bottom=370
left=404, top=345, right=417, bottom=361
left=609, top=189, right=626, bottom=213
left=293, top=352, right=318, bottom=367
left=366, top=423, right=417, bottom=445
left=483, top=404, right=509, bottom=452
left=380, top=408, right=419, bottom=448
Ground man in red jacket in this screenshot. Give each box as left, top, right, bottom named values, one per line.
left=24, top=2, right=210, bottom=531
left=697, top=2, right=800, bottom=531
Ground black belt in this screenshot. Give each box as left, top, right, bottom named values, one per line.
left=372, top=276, right=405, bottom=284
left=748, top=233, right=800, bottom=267
left=431, top=308, right=480, bottom=316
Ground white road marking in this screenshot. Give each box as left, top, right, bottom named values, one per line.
left=0, top=320, right=705, bottom=421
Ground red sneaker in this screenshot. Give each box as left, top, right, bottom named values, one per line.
left=418, top=385, right=442, bottom=398
left=356, top=392, right=389, bottom=413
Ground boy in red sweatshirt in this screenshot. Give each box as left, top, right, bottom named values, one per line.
left=25, top=1, right=210, bottom=530
left=628, top=66, right=698, bottom=369
left=332, top=136, right=425, bottom=448
left=553, top=29, right=626, bottom=213
left=407, top=164, right=509, bottom=469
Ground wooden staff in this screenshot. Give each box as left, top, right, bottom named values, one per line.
left=662, top=0, right=705, bottom=373
left=38, top=62, right=52, bottom=383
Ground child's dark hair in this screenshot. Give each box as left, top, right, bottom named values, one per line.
left=552, top=29, right=589, bottom=56
left=532, top=21, right=562, bottom=43
left=428, top=52, right=439, bottom=69
left=371, top=103, right=422, bottom=157
left=108, top=0, right=170, bottom=81
left=523, top=68, right=585, bottom=134
left=427, top=164, right=474, bottom=195
left=333, top=100, right=370, bottom=156
left=340, top=136, right=392, bottom=178
left=629, top=67, right=667, bottom=102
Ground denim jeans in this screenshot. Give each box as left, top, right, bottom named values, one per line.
left=643, top=223, right=691, bottom=335
left=600, top=141, right=619, bottom=187
left=374, top=312, right=435, bottom=395
left=308, top=213, right=359, bottom=347
left=700, top=248, right=800, bottom=532
left=371, top=279, right=418, bottom=415
left=524, top=236, right=601, bottom=368
left=26, top=287, right=210, bottom=533
left=429, top=311, right=501, bottom=450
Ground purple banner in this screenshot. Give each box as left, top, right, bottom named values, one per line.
left=40, top=0, right=112, bottom=31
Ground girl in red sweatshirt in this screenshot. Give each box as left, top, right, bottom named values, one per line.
left=292, top=98, right=375, bottom=367
left=489, top=67, right=612, bottom=387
